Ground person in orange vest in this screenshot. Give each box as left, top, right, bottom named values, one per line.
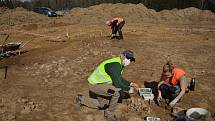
left=157, top=61, right=188, bottom=107
left=106, top=18, right=125, bottom=40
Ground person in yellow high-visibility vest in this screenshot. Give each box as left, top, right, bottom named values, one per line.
left=75, top=50, right=139, bottom=121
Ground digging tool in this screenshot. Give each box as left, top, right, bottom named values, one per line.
left=1, top=34, right=9, bottom=54
left=20, top=39, right=32, bottom=49
left=1, top=34, right=9, bottom=46
left=18, top=39, right=33, bottom=55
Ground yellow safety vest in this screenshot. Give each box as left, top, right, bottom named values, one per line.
left=88, top=57, right=122, bottom=85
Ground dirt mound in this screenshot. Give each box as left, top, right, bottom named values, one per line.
left=0, top=7, right=9, bottom=14
left=61, top=3, right=157, bottom=24
left=1, top=4, right=215, bottom=28
left=0, top=7, right=49, bottom=27
left=159, top=7, right=215, bottom=24
left=59, top=3, right=215, bottom=25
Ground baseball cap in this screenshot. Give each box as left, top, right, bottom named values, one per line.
left=122, top=50, right=135, bottom=62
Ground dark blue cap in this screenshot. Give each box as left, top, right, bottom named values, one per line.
left=122, top=50, right=135, bottom=62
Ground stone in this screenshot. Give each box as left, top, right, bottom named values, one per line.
left=33, top=63, right=38, bottom=66
left=86, top=115, right=94, bottom=121
left=52, top=61, right=57, bottom=64
left=7, top=114, right=16, bottom=120
left=58, top=67, right=64, bottom=71
left=21, top=106, right=31, bottom=114
left=128, top=116, right=142, bottom=121
left=45, top=65, right=52, bottom=70
left=28, top=101, right=34, bottom=105
left=132, top=30, right=137, bottom=32
left=40, top=64, right=45, bottom=69
left=59, top=59, right=66, bottom=63
left=92, top=51, right=100, bottom=56
left=63, top=71, right=68, bottom=77
left=17, top=98, right=29, bottom=103
left=30, top=104, right=36, bottom=109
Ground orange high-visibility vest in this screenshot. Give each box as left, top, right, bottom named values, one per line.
left=164, top=68, right=185, bottom=86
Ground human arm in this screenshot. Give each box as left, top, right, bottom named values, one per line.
left=157, top=73, right=171, bottom=100
left=175, top=76, right=187, bottom=100
left=105, top=62, right=130, bottom=91
left=121, top=78, right=131, bottom=87
left=169, top=75, right=187, bottom=107
left=158, top=80, right=171, bottom=98
left=111, top=18, right=119, bottom=23
left=157, top=73, right=164, bottom=99
left=157, top=81, right=166, bottom=100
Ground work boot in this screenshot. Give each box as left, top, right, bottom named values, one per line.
left=75, top=94, right=83, bottom=106
left=110, top=36, right=116, bottom=39
left=110, top=34, right=116, bottom=39
left=104, top=111, right=119, bottom=121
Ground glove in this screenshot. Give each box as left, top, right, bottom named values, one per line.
left=169, top=98, right=179, bottom=107
left=128, top=87, right=134, bottom=94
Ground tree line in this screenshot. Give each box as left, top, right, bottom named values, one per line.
left=0, top=0, right=214, bottom=12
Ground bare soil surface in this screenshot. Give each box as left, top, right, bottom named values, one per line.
left=0, top=3, right=215, bottom=121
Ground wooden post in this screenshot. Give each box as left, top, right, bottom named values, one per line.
left=4, top=66, right=8, bottom=79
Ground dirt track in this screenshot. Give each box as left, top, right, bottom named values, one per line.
left=0, top=3, right=215, bottom=121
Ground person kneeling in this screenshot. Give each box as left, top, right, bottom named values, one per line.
left=157, top=61, right=188, bottom=107
left=75, top=50, right=139, bottom=121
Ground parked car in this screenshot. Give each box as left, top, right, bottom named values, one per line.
left=33, top=7, right=57, bottom=17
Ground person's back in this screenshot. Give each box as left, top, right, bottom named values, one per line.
left=112, top=18, right=125, bottom=24
left=163, top=67, right=186, bottom=86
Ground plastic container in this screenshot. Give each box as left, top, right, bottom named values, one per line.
left=138, top=88, right=152, bottom=96
left=186, top=108, right=211, bottom=120
left=146, top=117, right=161, bottom=121
left=142, top=94, right=154, bottom=101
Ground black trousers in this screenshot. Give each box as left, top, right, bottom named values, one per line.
left=111, top=23, right=124, bottom=38
left=159, top=84, right=181, bottom=101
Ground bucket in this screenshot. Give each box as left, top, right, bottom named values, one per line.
left=186, top=108, right=211, bottom=121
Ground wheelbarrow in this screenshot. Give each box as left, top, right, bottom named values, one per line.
left=0, top=34, right=22, bottom=59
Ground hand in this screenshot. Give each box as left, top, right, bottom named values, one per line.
left=169, top=98, right=179, bottom=107
left=130, top=82, right=139, bottom=88
left=157, top=91, right=162, bottom=102
left=130, top=82, right=139, bottom=91
left=157, top=95, right=162, bottom=102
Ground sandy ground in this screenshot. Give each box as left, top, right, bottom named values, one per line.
left=0, top=3, right=215, bottom=121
